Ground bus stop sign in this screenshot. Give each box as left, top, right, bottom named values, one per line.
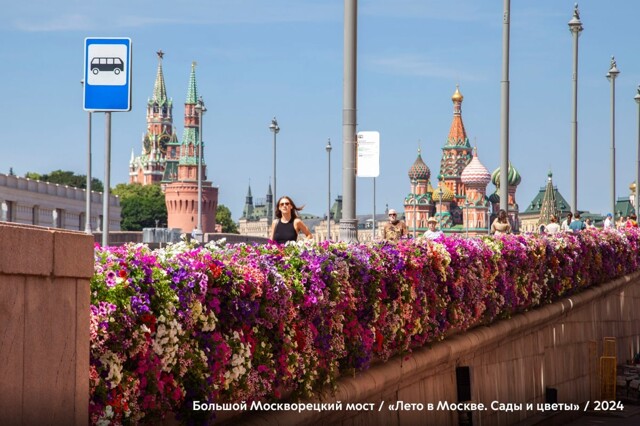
left=83, top=37, right=132, bottom=111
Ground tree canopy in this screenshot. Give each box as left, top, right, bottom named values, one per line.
left=112, top=183, right=167, bottom=231
left=216, top=205, right=239, bottom=234
left=25, top=169, right=104, bottom=192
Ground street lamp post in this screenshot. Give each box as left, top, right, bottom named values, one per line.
left=194, top=97, right=206, bottom=242
left=80, top=80, right=92, bottom=234
left=411, top=178, right=417, bottom=238
left=269, top=117, right=280, bottom=223
left=438, top=186, right=444, bottom=231
left=326, top=138, right=332, bottom=241
left=635, top=86, right=640, bottom=216
left=607, top=57, right=620, bottom=217
left=568, top=3, right=583, bottom=215
left=486, top=209, right=491, bottom=235
left=465, top=200, right=470, bottom=237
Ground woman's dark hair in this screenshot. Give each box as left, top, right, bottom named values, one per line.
left=497, top=209, right=508, bottom=222
left=550, top=215, right=557, bottom=223
left=275, top=196, right=304, bottom=219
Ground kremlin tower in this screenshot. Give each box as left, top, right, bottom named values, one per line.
left=164, top=63, right=218, bottom=235
left=129, top=51, right=179, bottom=185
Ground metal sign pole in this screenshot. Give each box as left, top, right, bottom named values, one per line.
left=102, top=112, right=111, bottom=246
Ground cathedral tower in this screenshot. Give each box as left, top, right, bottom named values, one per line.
left=438, top=86, right=472, bottom=225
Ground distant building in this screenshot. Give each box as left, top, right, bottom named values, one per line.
left=238, top=183, right=273, bottom=238
left=164, top=63, right=218, bottom=234
left=520, top=171, right=570, bottom=233
left=129, top=51, right=218, bottom=234
left=0, top=173, right=121, bottom=232
left=403, top=86, right=508, bottom=236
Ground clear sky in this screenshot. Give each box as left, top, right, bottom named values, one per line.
left=2, top=1, right=640, bottom=221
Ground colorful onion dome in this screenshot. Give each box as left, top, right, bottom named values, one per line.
left=461, top=148, right=491, bottom=185
left=491, top=163, right=521, bottom=187
left=432, top=183, right=455, bottom=202
left=488, top=192, right=500, bottom=204
left=408, top=148, right=431, bottom=181
left=452, top=85, right=463, bottom=102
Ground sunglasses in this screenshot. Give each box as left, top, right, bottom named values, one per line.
left=279, top=202, right=291, bottom=206
left=389, top=214, right=396, bottom=216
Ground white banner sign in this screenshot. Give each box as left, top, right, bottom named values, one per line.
left=356, top=131, right=380, bottom=177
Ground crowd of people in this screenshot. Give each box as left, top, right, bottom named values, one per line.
left=266, top=196, right=639, bottom=244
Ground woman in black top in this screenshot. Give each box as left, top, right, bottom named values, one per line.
left=270, top=196, right=313, bottom=244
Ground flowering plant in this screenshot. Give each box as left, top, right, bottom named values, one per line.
left=90, top=229, right=640, bottom=424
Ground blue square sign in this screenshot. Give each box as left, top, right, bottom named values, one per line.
left=83, top=38, right=132, bottom=111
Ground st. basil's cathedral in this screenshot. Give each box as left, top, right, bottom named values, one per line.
left=404, top=86, right=521, bottom=235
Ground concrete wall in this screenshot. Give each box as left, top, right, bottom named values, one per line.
left=0, top=222, right=93, bottom=426
left=234, top=271, right=640, bottom=426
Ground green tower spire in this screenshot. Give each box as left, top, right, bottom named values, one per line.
left=152, top=50, right=168, bottom=106
left=186, top=61, right=198, bottom=104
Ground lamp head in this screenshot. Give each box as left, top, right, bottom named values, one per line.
left=325, top=138, right=332, bottom=152
left=608, top=56, right=620, bottom=79
left=269, top=117, right=280, bottom=134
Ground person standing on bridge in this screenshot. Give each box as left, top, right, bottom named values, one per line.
left=270, top=196, right=313, bottom=244
left=491, top=209, right=511, bottom=235
left=381, top=209, right=408, bottom=241
left=561, top=212, right=573, bottom=232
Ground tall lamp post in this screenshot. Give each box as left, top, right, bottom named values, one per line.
left=607, top=57, right=620, bottom=217
left=269, top=117, right=280, bottom=222
left=486, top=209, right=491, bottom=235
left=326, top=138, right=332, bottom=240
left=465, top=200, right=470, bottom=237
left=568, top=3, right=583, bottom=215
left=81, top=80, right=92, bottom=234
left=194, top=97, right=206, bottom=242
left=411, top=178, right=417, bottom=238
left=438, top=186, right=444, bottom=231
left=635, top=86, right=640, bottom=216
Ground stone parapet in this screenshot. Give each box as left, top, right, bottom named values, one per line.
left=0, top=222, right=92, bottom=426
left=232, top=271, right=640, bottom=426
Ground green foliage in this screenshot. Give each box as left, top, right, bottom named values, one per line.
left=24, top=169, right=104, bottom=192
left=216, top=204, right=239, bottom=234
left=113, top=183, right=167, bottom=231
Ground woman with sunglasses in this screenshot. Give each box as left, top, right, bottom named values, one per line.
left=270, top=196, right=313, bottom=244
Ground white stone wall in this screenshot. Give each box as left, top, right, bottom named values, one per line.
left=0, top=173, right=121, bottom=232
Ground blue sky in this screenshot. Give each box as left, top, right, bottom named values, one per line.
left=2, top=0, right=640, bottom=221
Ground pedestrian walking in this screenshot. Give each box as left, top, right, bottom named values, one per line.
left=561, top=212, right=573, bottom=232
left=423, top=217, right=443, bottom=240
left=381, top=209, right=408, bottom=241
left=546, top=215, right=561, bottom=235
left=604, top=213, right=614, bottom=229
left=626, top=214, right=639, bottom=228
left=569, top=213, right=586, bottom=232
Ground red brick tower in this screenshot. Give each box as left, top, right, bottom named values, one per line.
left=129, top=50, right=179, bottom=185
left=164, top=63, right=218, bottom=235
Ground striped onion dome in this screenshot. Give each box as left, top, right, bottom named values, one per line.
left=408, top=148, right=431, bottom=181
left=432, top=183, right=455, bottom=202
left=461, top=148, right=491, bottom=185
left=491, top=163, right=521, bottom=187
